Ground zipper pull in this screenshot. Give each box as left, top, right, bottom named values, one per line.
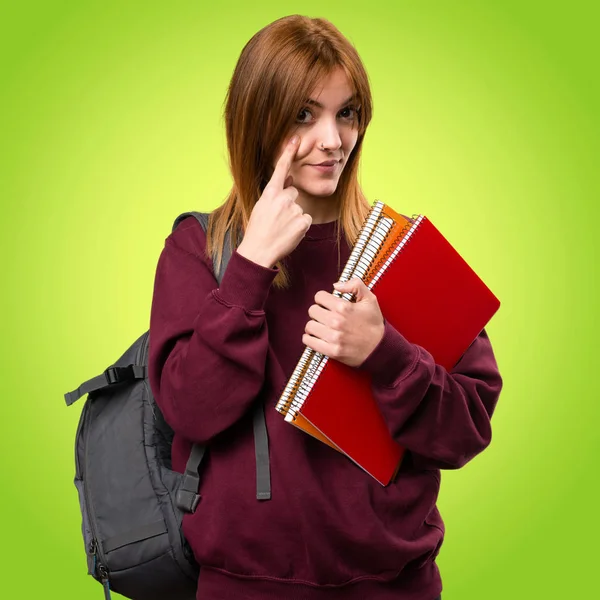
left=98, top=565, right=112, bottom=600
left=89, top=539, right=112, bottom=599
left=89, top=539, right=98, bottom=577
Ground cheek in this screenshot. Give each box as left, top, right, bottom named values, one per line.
left=343, top=130, right=359, bottom=154
left=289, top=162, right=301, bottom=178
left=296, top=138, right=314, bottom=158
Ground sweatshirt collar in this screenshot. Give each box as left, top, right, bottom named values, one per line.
left=304, top=219, right=339, bottom=241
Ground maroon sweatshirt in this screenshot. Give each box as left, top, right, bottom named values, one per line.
left=148, top=216, right=503, bottom=600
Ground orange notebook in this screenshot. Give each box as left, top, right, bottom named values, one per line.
left=275, top=201, right=500, bottom=485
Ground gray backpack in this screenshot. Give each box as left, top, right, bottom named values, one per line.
left=64, top=212, right=272, bottom=600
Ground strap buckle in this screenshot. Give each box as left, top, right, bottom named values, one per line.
left=104, top=365, right=133, bottom=385
left=176, top=489, right=201, bottom=514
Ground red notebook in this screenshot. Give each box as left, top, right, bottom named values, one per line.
left=275, top=202, right=500, bottom=485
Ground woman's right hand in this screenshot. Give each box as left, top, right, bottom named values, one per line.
left=237, top=136, right=312, bottom=268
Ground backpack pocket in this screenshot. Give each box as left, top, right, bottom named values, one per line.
left=73, top=477, right=95, bottom=576
left=74, top=401, right=98, bottom=577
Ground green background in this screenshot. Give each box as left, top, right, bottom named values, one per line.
left=1, top=1, right=597, bottom=598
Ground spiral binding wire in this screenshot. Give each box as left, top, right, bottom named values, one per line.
left=285, top=204, right=391, bottom=417
left=284, top=213, right=398, bottom=421
left=275, top=204, right=425, bottom=423
left=275, top=201, right=386, bottom=417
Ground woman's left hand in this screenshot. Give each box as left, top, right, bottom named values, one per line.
left=303, top=277, right=385, bottom=368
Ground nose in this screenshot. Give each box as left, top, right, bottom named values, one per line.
left=316, top=117, right=342, bottom=152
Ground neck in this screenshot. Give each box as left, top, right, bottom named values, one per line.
left=296, top=194, right=340, bottom=224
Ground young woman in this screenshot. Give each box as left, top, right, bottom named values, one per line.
left=149, top=14, right=502, bottom=600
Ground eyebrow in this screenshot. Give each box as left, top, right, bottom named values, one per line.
left=305, top=95, right=357, bottom=109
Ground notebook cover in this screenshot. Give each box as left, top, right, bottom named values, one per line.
left=298, top=216, right=500, bottom=485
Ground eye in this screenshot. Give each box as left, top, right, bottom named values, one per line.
left=296, top=108, right=314, bottom=124
left=339, top=106, right=359, bottom=121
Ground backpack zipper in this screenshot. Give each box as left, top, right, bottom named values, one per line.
left=86, top=330, right=147, bottom=600
left=82, top=404, right=112, bottom=596
left=89, top=539, right=112, bottom=599
left=87, top=331, right=147, bottom=596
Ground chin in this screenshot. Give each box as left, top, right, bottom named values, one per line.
left=299, top=181, right=340, bottom=198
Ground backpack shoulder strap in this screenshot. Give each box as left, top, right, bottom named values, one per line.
left=64, top=365, right=147, bottom=407
left=65, top=212, right=271, bottom=505
left=171, top=211, right=233, bottom=285
left=63, top=215, right=217, bottom=406
left=172, top=211, right=209, bottom=232
left=172, top=211, right=271, bottom=508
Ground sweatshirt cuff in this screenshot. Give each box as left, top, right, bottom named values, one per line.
left=358, top=320, right=420, bottom=387
left=215, top=250, right=279, bottom=312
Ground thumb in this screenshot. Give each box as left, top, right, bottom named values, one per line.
left=333, top=277, right=369, bottom=301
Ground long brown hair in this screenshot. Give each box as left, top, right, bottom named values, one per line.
left=206, top=15, right=373, bottom=289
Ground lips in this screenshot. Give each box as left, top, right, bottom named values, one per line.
left=310, top=160, right=339, bottom=166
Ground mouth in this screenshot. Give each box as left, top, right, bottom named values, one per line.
left=309, top=159, right=340, bottom=167
left=306, top=158, right=342, bottom=175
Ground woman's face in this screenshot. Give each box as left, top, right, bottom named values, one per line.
left=271, top=67, right=360, bottom=217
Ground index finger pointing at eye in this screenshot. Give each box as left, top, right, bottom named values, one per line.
left=267, top=135, right=300, bottom=191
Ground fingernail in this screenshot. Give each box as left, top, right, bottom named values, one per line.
left=290, top=135, right=299, bottom=145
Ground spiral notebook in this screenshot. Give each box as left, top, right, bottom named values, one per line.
left=275, top=201, right=501, bottom=485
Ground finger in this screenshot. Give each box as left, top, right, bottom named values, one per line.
left=302, top=333, right=329, bottom=356
left=333, top=277, right=368, bottom=299
left=314, top=290, right=347, bottom=312
left=308, top=303, right=338, bottom=327
left=333, top=276, right=364, bottom=290
left=283, top=174, right=294, bottom=188
left=304, top=319, right=334, bottom=343
left=284, top=185, right=299, bottom=202
left=268, top=135, right=300, bottom=191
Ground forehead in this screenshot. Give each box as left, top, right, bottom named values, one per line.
left=308, top=67, right=355, bottom=106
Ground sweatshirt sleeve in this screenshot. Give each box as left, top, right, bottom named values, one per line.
left=358, top=320, right=503, bottom=470
left=148, top=218, right=279, bottom=444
